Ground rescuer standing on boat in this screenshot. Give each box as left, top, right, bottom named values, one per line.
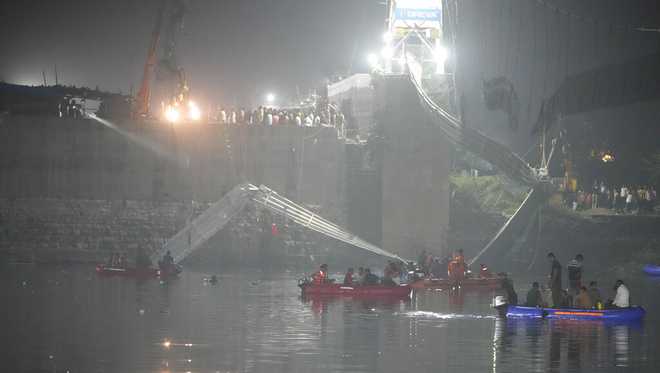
left=312, top=264, right=328, bottom=284
left=547, top=252, right=563, bottom=307
left=448, top=249, right=467, bottom=284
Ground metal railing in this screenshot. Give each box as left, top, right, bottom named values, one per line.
left=154, top=183, right=407, bottom=264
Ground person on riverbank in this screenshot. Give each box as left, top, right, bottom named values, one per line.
left=609, top=280, right=630, bottom=308
left=547, top=253, right=562, bottom=307
left=525, top=282, right=542, bottom=307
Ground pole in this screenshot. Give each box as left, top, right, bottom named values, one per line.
left=54, top=64, right=59, bottom=85
left=42, top=71, right=47, bottom=86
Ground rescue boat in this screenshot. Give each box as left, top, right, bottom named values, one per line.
left=643, top=264, right=660, bottom=276
left=506, top=305, right=645, bottom=322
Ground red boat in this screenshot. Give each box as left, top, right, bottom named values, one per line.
left=95, top=264, right=181, bottom=278
left=410, top=275, right=503, bottom=290
left=299, top=281, right=413, bottom=297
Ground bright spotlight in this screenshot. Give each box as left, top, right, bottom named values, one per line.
left=187, top=100, right=201, bottom=121
left=164, top=106, right=180, bottom=123
left=434, top=46, right=450, bottom=66
left=367, top=53, right=379, bottom=68
left=381, top=46, right=394, bottom=59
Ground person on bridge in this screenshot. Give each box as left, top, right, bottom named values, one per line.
left=547, top=253, right=563, bottom=307
left=312, top=264, right=328, bottom=285
left=343, top=268, right=354, bottom=285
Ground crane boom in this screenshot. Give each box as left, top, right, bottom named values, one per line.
left=134, top=1, right=166, bottom=118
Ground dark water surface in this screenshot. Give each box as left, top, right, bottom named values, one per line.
left=1, top=265, right=659, bottom=373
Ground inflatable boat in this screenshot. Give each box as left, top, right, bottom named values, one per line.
left=643, top=264, right=660, bottom=276
left=506, top=305, right=645, bottom=322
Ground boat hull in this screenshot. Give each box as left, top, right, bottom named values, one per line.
left=300, top=283, right=412, bottom=297
left=95, top=264, right=181, bottom=278
left=506, top=305, right=646, bottom=321
left=643, top=264, right=660, bottom=276
left=95, top=265, right=159, bottom=278
left=410, top=276, right=503, bottom=290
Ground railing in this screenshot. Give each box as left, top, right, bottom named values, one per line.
left=155, top=183, right=407, bottom=265
left=152, top=183, right=252, bottom=264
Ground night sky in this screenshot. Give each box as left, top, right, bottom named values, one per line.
left=0, top=0, right=385, bottom=106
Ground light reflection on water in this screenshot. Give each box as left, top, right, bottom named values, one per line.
left=0, top=265, right=658, bottom=372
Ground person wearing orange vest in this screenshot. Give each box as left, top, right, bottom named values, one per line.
left=312, top=264, right=328, bottom=285
left=448, top=249, right=467, bottom=282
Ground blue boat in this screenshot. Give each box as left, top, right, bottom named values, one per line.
left=643, top=264, right=660, bottom=276
left=506, top=305, right=645, bottom=322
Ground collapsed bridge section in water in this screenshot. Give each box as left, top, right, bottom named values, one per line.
left=153, top=183, right=407, bottom=265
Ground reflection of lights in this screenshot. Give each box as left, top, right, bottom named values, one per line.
left=164, top=106, right=180, bottom=123
left=187, top=100, right=201, bottom=121
left=367, top=53, right=379, bottom=68
left=602, top=152, right=615, bottom=163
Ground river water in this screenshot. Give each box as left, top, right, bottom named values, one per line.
left=1, top=265, right=659, bottom=373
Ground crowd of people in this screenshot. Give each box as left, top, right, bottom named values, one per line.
left=509, top=252, right=630, bottom=310
left=308, top=249, right=496, bottom=288
left=214, top=105, right=346, bottom=131
left=563, top=182, right=657, bottom=215
left=311, top=261, right=407, bottom=287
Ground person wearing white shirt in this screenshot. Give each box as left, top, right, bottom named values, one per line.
left=611, top=280, right=630, bottom=308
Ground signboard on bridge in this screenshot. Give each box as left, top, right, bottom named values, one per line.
left=391, top=0, right=442, bottom=31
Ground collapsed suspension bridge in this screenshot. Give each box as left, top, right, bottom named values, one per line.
left=153, top=72, right=549, bottom=266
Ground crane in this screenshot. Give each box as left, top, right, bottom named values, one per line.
left=134, top=0, right=198, bottom=122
